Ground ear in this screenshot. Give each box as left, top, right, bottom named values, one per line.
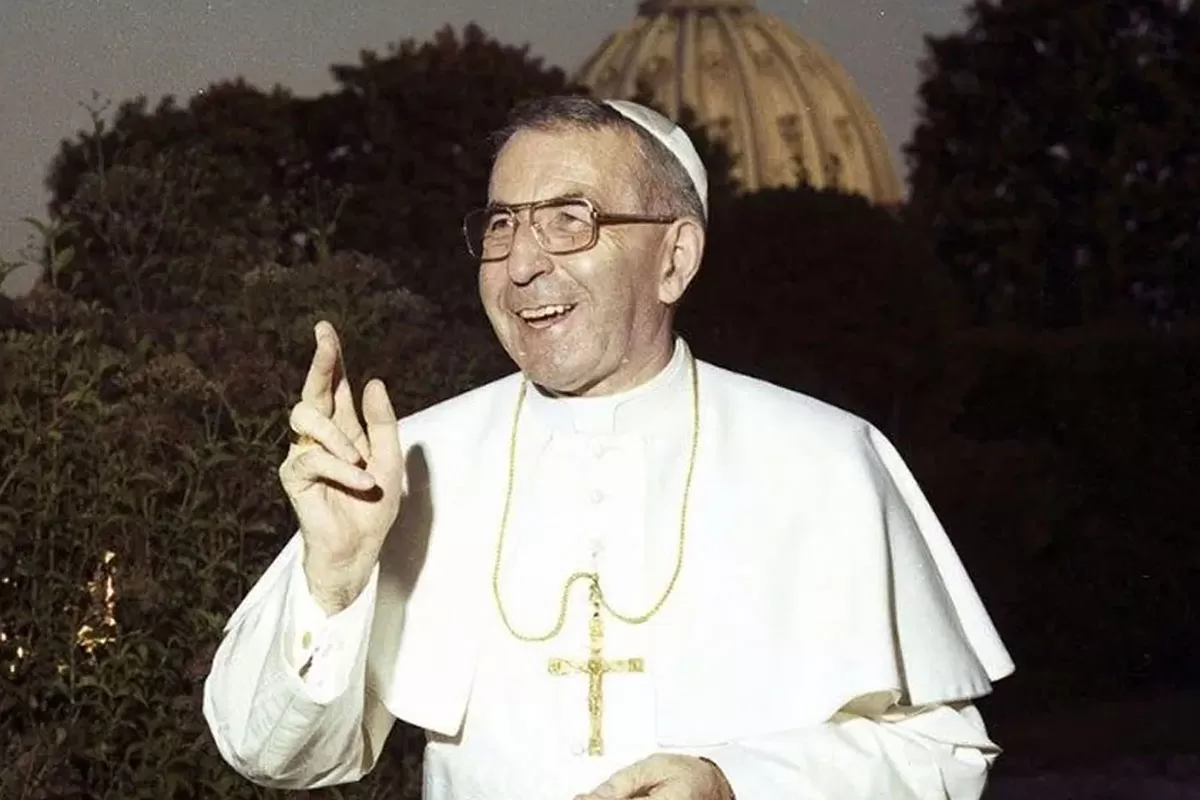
left=657, top=216, right=705, bottom=306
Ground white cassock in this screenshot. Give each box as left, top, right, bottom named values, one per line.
left=203, top=338, right=1015, bottom=799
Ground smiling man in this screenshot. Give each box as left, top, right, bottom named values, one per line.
left=203, top=96, right=1014, bottom=800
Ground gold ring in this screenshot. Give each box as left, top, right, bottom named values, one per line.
left=292, top=433, right=318, bottom=448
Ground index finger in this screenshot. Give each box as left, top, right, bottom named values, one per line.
left=300, top=321, right=342, bottom=416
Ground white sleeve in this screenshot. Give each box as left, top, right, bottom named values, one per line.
left=282, top=558, right=378, bottom=703
left=202, top=542, right=395, bottom=789
left=695, top=701, right=1001, bottom=800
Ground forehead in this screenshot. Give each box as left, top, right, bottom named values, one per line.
left=488, top=125, right=642, bottom=207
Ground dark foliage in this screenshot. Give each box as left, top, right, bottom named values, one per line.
left=45, top=25, right=580, bottom=322
left=3, top=13, right=1199, bottom=799
left=679, top=185, right=959, bottom=437
left=906, top=0, right=1200, bottom=327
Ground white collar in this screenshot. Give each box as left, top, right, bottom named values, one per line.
left=523, top=338, right=692, bottom=435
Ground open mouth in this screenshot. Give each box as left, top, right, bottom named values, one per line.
left=517, top=303, right=577, bottom=329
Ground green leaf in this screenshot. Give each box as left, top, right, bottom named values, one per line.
left=52, top=245, right=76, bottom=273
left=21, top=216, right=50, bottom=238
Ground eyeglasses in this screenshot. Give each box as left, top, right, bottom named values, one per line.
left=463, top=197, right=677, bottom=262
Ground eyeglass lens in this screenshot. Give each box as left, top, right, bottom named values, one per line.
left=466, top=200, right=595, bottom=260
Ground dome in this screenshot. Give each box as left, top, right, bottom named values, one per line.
left=576, top=0, right=903, bottom=204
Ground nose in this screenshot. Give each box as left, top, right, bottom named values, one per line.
left=505, top=216, right=552, bottom=285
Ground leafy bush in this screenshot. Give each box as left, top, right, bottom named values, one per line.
left=0, top=236, right=508, bottom=798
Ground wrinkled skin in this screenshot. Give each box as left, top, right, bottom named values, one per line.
left=479, top=125, right=704, bottom=397
left=575, top=753, right=735, bottom=800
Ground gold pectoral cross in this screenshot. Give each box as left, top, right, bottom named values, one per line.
left=547, top=578, right=644, bottom=756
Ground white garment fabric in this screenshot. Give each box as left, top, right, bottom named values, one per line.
left=203, top=338, right=1014, bottom=798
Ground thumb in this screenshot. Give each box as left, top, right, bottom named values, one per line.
left=361, top=379, right=401, bottom=475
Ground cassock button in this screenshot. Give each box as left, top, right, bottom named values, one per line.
left=589, top=489, right=606, bottom=504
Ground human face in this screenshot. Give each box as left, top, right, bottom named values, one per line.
left=479, top=126, right=679, bottom=397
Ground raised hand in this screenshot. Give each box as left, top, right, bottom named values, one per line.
left=278, top=321, right=405, bottom=614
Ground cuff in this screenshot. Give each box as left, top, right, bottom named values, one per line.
left=283, top=555, right=380, bottom=705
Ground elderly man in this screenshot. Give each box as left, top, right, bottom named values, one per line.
left=203, top=96, right=1014, bottom=799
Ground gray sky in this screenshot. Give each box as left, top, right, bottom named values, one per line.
left=0, top=0, right=970, bottom=290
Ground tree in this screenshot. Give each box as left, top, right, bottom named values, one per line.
left=44, top=83, right=327, bottom=314
left=906, top=0, right=1200, bottom=328
left=47, top=80, right=309, bottom=226
left=286, top=23, right=580, bottom=315
left=43, top=25, right=580, bottom=319
left=678, top=185, right=961, bottom=438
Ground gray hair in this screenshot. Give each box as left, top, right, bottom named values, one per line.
left=489, top=94, right=706, bottom=227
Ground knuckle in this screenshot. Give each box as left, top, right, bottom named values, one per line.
left=283, top=450, right=310, bottom=479
left=288, top=402, right=307, bottom=430
left=279, top=454, right=304, bottom=485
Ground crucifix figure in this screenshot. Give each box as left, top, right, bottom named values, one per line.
left=548, top=577, right=644, bottom=756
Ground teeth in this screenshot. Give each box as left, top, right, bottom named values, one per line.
left=519, top=304, right=573, bottom=321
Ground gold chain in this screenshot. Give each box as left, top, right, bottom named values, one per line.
left=491, top=351, right=701, bottom=643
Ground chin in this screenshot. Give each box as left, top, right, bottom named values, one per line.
left=500, top=326, right=613, bottom=395
left=523, top=366, right=585, bottom=395
left=517, top=355, right=599, bottom=396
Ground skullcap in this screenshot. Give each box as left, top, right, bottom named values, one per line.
left=603, top=99, right=709, bottom=219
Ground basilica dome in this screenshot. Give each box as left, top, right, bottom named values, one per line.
left=576, top=0, right=903, bottom=204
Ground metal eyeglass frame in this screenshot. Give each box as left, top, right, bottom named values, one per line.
left=463, top=196, right=677, bottom=262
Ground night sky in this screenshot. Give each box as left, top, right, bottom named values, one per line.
left=0, top=0, right=970, bottom=286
